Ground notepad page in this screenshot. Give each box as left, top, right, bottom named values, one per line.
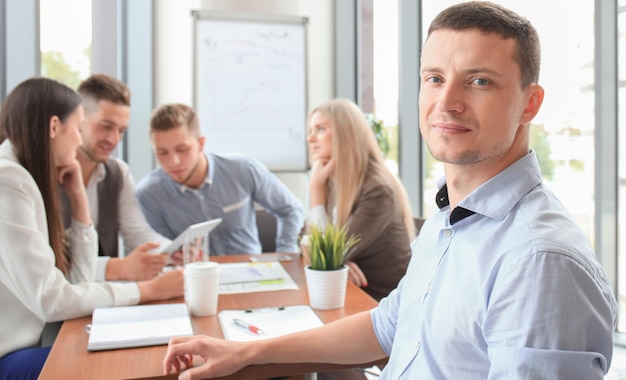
left=218, top=305, right=324, bottom=342
left=88, top=318, right=192, bottom=351
left=219, top=263, right=283, bottom=284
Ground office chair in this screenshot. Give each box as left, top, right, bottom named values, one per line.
left=256, top=209, right=277, bottom=252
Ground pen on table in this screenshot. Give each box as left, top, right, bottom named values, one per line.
left=233, top=318, right=264, bottom=335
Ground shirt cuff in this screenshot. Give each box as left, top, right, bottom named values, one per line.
left=306, top=205, right=328, bottom=227
left=66, top=218, right=96, bottom=242
left=96, top=256, right=110, bottom=282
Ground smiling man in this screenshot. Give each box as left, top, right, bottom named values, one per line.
left=59, top=74, right=171, bottom=282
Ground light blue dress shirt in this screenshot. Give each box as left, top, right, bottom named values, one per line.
left=371, top=150, right=617, bottom=379
left=136, top=154, right=304, bottom=255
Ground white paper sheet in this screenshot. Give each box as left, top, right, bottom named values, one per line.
left=218, top=305, right=323, bottom=341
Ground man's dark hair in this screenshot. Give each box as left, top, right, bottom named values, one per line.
left=77, top=73, right=131, bottom=113
left=428, top=1, right=541, bottom=88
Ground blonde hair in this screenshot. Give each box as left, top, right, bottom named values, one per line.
left=308, top=98, right=416, bottom=239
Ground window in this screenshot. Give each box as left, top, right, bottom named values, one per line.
left=371, top=0, right=399, bottom=173
left=39, top=0, right=92, bottom=88
left=359, top=0, right=400, bottom=174
left=617, top=0, right=626, bottom=333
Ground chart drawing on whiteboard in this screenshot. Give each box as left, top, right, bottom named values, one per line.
left=194, top=13, right=308, bottom=171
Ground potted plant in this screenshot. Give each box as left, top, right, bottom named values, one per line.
left=303, top=223, right=360, bottom=310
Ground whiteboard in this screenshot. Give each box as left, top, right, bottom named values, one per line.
left=193, top=12, right=308, bottom=171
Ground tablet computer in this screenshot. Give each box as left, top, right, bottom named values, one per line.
left=150, top=218, right=222, bottom=255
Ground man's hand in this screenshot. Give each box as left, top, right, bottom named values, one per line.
left=163, top=336, right=250, bottom=380
left=138, top=268, right=184, bottom=303
left=106, top=242, right=169, bottom=281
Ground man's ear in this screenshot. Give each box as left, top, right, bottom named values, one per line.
left=49, top=115, right=61, bottom=138
left=520, top=84, right=545, bottom=124
left=198, top=136, right=205, bottom=151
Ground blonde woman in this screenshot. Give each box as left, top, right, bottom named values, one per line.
left=305, top=98, right=415, bottom=301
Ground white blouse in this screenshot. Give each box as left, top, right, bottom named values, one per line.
left=0, top=140, right=139, bottom=358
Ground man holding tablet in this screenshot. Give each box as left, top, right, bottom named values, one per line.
left=136, top=103, right=305, bottom=256
left=60, top=74, right=171, bottom=282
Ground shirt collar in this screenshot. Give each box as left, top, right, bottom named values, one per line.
left=0, top=139, right=16, bottom=161
left=89, top=162, right=107, bottom=187
left=177, top=153, right=213, bottom=193
left=435, top=184, right=476, bottom=225
left=436, top=149, right=543, bottom=224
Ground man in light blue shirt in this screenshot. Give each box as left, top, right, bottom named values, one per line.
left=370, top=150, right=617, bottom=378
left=160, top=3, right=618, bottom=379
left=136, top=103, right=304, bottom=255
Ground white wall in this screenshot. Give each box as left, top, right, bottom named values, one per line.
left=153, top=0, right=335, bottom=207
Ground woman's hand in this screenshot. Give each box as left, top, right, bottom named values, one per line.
left=300, top=237, right=310, bottom=267
left=309, top=158, right=334, bottom=187
left=309, top=158, right=335, bottom=207
left=345, top=260, right=368, bottom=288
left=57, top=158, right=91, bottom=225
left=57, top=158, right=84, bottom=196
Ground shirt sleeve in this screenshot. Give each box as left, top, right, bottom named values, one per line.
left=136, top=174, right=176, bottom=240
left=247, top=158, right=304, bottom=252
left=369, top=238, right=415, bottom=354
left=484, top=251, right=616, bottom=379
left=116, top=159, right=171, bottom=252
left=95, top=256, right=110, bottom=282
left=0, top=165, right=140, bottom=322
left=370, top=282, right=402, bottom=355
left=65, top=218, right=98, bottom=283
left=306, top=204, right=329, bottom=227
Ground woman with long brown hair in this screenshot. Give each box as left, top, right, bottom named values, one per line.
left=0, top=77, right=183, bottom=379
left=304, top=98, right=416, bottom=301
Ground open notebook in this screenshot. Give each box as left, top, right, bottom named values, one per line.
left=87, top=303, right=193, bottom=351
left=218, top=305, right=323, bottom=342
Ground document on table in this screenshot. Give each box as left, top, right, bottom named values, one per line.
left=218, top=305, right=324, bottom=341
left=218, top=261, right=298, bottom=294
left=86, top=303, right=193, bottom=351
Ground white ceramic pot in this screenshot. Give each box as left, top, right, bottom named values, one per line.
left=304, top=265, right=349, bottom=310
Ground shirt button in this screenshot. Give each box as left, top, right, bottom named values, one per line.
left=443, top=229, right=451, bottom=237
left=414, top=340, right=421, bottom=349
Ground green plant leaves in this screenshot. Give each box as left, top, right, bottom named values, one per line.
left=308, top=223, right=360, bottom=271
left=365, top=113, right=390, bottom=157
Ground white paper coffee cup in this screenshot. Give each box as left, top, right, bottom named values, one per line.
left=184, top=261, right=220, bottom=317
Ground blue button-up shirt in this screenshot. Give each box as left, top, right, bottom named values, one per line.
left=136, top=153, right=304, bottom=255
left=371, top=150, right=617, bottom=379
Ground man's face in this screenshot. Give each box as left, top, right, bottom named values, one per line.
left=80, top=100, right=130, bottom=163
left=419, top=28, right=542, bottom=172
left=151, top=125, right=204, bottom=186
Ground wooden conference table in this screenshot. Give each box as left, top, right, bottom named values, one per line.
left=38, top=253, right=381, bottom=380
